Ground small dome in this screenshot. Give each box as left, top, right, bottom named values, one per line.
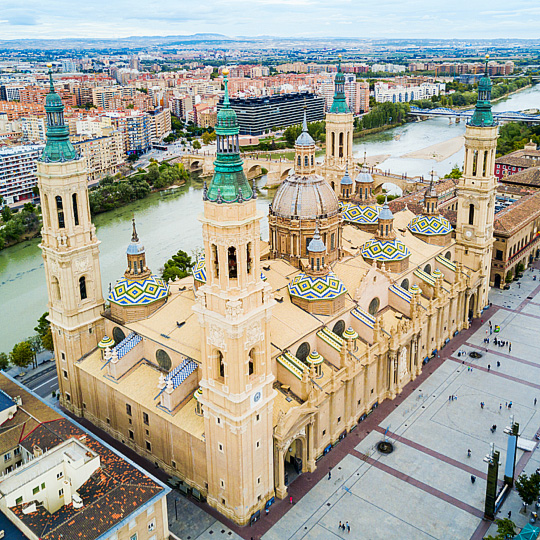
left=306, top=351, right=324, bottom=365
left=271, top=175, right=339, bottom=220
left=98, top=336, right=114, bottom=349
left=340, top=167, right=353, bottom=185
left=360, top=238, right=411, bottom=262
left=109, top=275, right=169, bottom=306
left=127, top=240, right=145, bottom=255
left=308, top=227, right=326, bottom=253
left=356, top=165, right=374, bottom=184
left=341, top=202, right=380, bottom=225
left=288, top=271, right=347, bottom=301
left=343, top=327, right=359, bottom=340
left=408, top=214, right=452, bottom=236
left=295, top=108, right=315, bottom=147
left=432, top=268, right=443, bottom=279
left=378, top=196, right=393, bottom=221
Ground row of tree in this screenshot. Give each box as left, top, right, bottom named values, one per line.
left=283, top=120, right=326, bottom=146
left=0, top=202, right=41, bottom=251
left=355, top=102, right=410, bottom=131
left=497, top=121, right=540, bottom=157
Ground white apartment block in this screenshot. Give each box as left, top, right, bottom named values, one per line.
left=74, top=131, right=125, bottom=182
left=20, top=117, right=46, bottom=143
left=374, top=81, right=446, bottom=103
left=371, top=64, right=406, bottom=73
left=0, top=144, right=44, bottom=205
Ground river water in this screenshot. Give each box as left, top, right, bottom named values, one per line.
left=1, top=84, right=539, bottom=353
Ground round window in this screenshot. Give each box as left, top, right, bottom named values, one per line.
left=368, top=297, right=380, bottom=316
left=400, top=279, right=409, bottom=290
left=424, top=264, right=432, bottom=274
left=296, top=342, right=311, bottom=363
left=332, top=320, right=346, bottom=337
left=112, top=326, right=125, bottom=344
left=156, top=349, right=172, bottom=371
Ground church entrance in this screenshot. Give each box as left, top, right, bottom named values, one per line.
left=494, top=274, right=502, bottom=289
left=468, top=294, right=476, bottom=321
left=284, top=438, right=304, bottom=487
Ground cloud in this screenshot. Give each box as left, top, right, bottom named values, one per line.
left=5, top=10, right=38, bottom=26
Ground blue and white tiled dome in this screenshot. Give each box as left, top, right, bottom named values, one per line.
left=288, top=272, right=347, bottom=301
left=360, top=238, right=411, bottom=262
left=408, top=214, right=452, bottom=236
left=109, top=275, right=169, bottom=306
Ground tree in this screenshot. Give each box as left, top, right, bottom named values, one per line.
left=161, top=249, right=194, bottom=282
left=28, top=335, right=42, bottom=368
left=505, top=270, right=513, bottom=283
left=1, top=206, right=13, bottom=222
left=201, top=131, right=216, bottom=145
left=127, top=154, right=138, bottom=163
left=192, top=140, right=201, bottom=150
left=0, top=352, right=9, bottom=371
left=9, top=341, right=34, bottom=369
left=34, top=312, right=54, bottom=352
left=443, top=166, right=463, bottom=179
left=484, top=518, right=517, bottom=540
left=515, top=472, right=540, bottom=507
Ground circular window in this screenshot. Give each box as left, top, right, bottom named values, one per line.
left=156, top=349, right=172, bottom=371
left=296, top=342, right=310, bottom=363
left=332, top=320, right=346, bottom=337
left=445, top=251, right=452, bottom=260
left=400, top=278, right=409, bottom=290
left=368, top=297, right=380, bottom=316
left=424, top=264, right=431, bottom=274
left=112, top=327, right=125, bottom=344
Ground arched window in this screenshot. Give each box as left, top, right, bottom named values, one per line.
left=248, top=348, right=255, bottom=376
left=331, top=132, right=335, bottom=157
left=112, top=326, right=125, bottom=344
left=304, top=155, right=309, bottom=167
left=218, top=350, right=225, bottom=379
left=246, top=243, right=252, bottom=274
left=380, top=225, right=384, bottom=236
left=330, top=233, right=335, bottom=251
left=72, top=193, right=79, bottom=226
left=332, top=320, right=345, bottom=337
left=228, top=247, right=237, bottom=279
left=365, top=188, right=368, bottom=199
left=297, top=155, right=301, bottom=166
left=296, top=342, right=310, bottom=363
left=56, top=196, right=65, bottom=229
left=445, top=251, right=452, bottom=260
left=339, top=132, right=344, bottom=158
left=52, top=276, right=61, bottom=301
left=212, top=244, right=219, bottom=278
left=139, top=260, right=144, bottom=273
left=385, top=224, right=389, bottom=236
left=400, top=278, right=409, bottom=290
left=156, top=349, right=172, bottom=371
left=472, top=150, right=478, bottom=176
left=368, top=297, right=380, bottom=315
left=79, top=276, right=87, bottom=300
left=424, top=264, right=431, bottom=274
left=311, top=155, right=314, bottom=165
left=468, top=204, right=475, bottom=226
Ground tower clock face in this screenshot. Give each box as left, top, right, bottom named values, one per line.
left=254, top=391, right=262, bottom=403
left=465, top=230, right=473, bottom=239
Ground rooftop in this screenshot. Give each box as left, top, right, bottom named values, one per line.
left=494, top=191, right=540, bottom=236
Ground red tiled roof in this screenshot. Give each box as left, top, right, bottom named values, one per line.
left=494, top=191, right=540, bottom=236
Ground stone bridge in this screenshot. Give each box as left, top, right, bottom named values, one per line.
left=182, top=153, right=425, bottom=194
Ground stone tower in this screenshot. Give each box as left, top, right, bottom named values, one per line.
left=38, top=66, right=105, bottom=414
left=193, top=69, right=276, bottom=525
left=324, top=56, right=355, bottom=193
left=455, top=57, right=498, bottom=317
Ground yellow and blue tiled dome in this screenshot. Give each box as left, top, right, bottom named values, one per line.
left=408, top=214, right=452, bottom=236
left=360, top=238, right=411, bottom=262
left=341, top=202, right=380, bottom=225
left=288, top=272, right=347, bottom=301
left=109, top=275, right=169, bottom=306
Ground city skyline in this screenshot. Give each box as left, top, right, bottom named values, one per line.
left=1, top=0, right=540, bottom=41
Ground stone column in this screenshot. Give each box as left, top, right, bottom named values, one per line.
left=307, top=421, right=316, bottom=472
left=275, top=445, right=287, bottom=499
left=389, top=352, right=397, bottom=399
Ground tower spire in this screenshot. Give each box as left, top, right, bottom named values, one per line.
left=469, top=54, right=496, bottom=128
left=131, top=217, right=139, bottom=242
left=329, top=54, right=350, bottom=114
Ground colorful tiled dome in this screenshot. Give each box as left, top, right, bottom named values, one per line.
left=288, top=272, right=347, bottom=301
left=98, top=336, right=114, bottom=349
left=306, top=351, right=324, bottom=365
left=109, top=275, right=169, bottom=306
left=193, top=255, right=207, bottom=283
left=360, top=238, right=411, bottom=262
left=343, top=327, right=358, bottom=340
left=408, top=214, right=452, bottom=236
left=341, top=202, right=380, bottom=225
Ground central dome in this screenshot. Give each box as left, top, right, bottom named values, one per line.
left=271, top=175, right=339, bottom=220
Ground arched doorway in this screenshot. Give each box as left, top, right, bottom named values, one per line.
left=494, top=274, right=502, bottom=289
left=468, top=294, right=476, bottom=321
left=284, top=437, right=304, bottom=487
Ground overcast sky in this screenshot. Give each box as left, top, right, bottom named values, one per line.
left=1, top=0, right=539, bottom=41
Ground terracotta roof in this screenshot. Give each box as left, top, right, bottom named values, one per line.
left=388, top=178, right=458, bottom=215
left=495, top=155, right=540, bottom=169
left=12, top=418, right=164, bottom=540
left=494, top=191, right=540, bottom=236
left=500, top=166, right=540, bottom=189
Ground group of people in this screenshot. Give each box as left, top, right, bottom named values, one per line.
left=338, top=521, right=351, bottom=533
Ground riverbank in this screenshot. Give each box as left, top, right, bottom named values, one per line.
left=353, top=122, right=405, bottom=139
left=401, top=135, right=465, bottom=162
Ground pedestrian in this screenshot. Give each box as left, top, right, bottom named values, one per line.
left=505, top=402, right=508, bottom=408
left=449, top=395, right=452, bottom=402
left=509, top=343, right=512, bottom=353
left=467, top=449, right=471, bottom=457
left=471, top=475, right=476, bottom=484
left=346, top=522, right=350, bottom=533
left=487, top=364, right=491, bottom=372
left=289, top=495, right=293, bottom=504
left=339, top=521, right=342, bottom=530
left=497, top=361, right=500, bottom=368
left=509, top=401, right=512, bottom=409
left=508, top=511, right=512, bottom=519
left=480, top=402, right=484, bottom=409
left=500, top=403, right=502, bottom=411
left=328, top=469, right=332, bottom=480
left=535, top=398, right=537, bottom=406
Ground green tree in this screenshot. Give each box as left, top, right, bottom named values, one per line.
left=192, top=140, right=202, bottom=150
left=161, top=249, right=194, bottom=282
left=443, top=166, right=463, bottom=179
left=127, top=154, right=138, bottom=163
left=484, top=518, right=517, bottom=540
left=1, top=206, right=13, bottom=222
left=34, top=312, right=54, bottom=352
left=0, top=352, right=9, bottom=371
left=28, top=335, right=42, bottom=368
left=515, top=472, right=540, bottom=507
left=505, top=270, right=513, bottom=283
left=201, top=131, right=216, bottom=145
left=9, top=341, right=34, bottom=369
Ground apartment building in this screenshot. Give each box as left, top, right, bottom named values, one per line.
left=20, top=117, right=46, bottom=143
left=0, top=102, right=44, bottom=121
left=495, top=140, right=540, bottom=180
left=148, top=107, right=171, bottom=141
left=320, top=74, right=369, bottom=114
left=74, top=131, right=125, bottom=182
left=374, top=81, right=445, bottom=103
left=106, top=110, right=152, bottom=154
left=0, top=144, right=43, bottom=204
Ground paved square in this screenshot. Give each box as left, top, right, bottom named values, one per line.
left=260, top=268, right=540, bottom=540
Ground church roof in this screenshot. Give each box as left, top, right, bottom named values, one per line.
left=108, top=275, right=169, bottom=306
left=341, top=202, right=380, bottom=225
left=408, top=214, right=453, bottom=236
left=340, top=166, right=353, bottom=185
left=355, top=165, right=374, bottom=184
left=295, top=108, right=315, bottom=147
left=329, top=57, right=351, bottom=115
left=288, top=271, right=347, bottom=301
left=360, top=238, right=411, bottom=262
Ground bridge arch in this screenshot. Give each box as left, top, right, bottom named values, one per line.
left=281, top=167, right=294, bottom=181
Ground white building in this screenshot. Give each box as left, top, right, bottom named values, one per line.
left=374, top=81, right=446, bottom=103
left=0, top=145, right=44, bottom=205
left=371, top=64, right=406, bottom=74
left=20, top=117, right=46, bottom=143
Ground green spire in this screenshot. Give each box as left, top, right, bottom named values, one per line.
left=41, top=65, right=78, bottom=163
left=469, top=55, right=496, bottom=128
left=329, top=55, right=350, bottom=114
left=206, top=69, right=253, bottom=203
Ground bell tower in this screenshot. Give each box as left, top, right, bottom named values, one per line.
left=193, top=69, right=276, bottom=525
left=38, top=66, right=105, bottom=414
left=455, top=56, right=498, bottom=316
left=324, top=55, right=354, bottom=193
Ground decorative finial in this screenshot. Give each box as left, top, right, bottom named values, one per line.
left=252, top=178, right=257, bottom=199
left=131, top=217, right=139, bottom=242
left=47, top=64, right=55, bottom=93
left=238, top=187, right=243, bottom=202
left=202, top=180, right=208, bottom=201
left=222, top=68, right=230, bottom=106
left=302, top=105, right=308, bottom=133
left=217, top=187, right=223, bottom=204
left=484, top=54, right=489, bottom=76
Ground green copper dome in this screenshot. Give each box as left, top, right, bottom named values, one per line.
left=206, top=70, right=254, bottom=203
left=329, top=56, right=351, bottom=115
left=469, top=58, right=496, bottom=128
left=40, top=67, right=78, bottom=163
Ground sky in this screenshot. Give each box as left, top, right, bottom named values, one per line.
left=1, top=0, right=540, bottom=41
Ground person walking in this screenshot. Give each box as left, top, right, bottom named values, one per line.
left=289, top=495, right=293, bottom=504
left=487, top=364, right=491, bottom=372
left=467, top=449, right=471, bottom=458
left=497, top=361, right=500, bottom=368
left=339, top=521, right=342, bottom=530
left=509, top=343, right=512, bottom=353
left=500, top=403, right=502, bottom=411
left=346, top=522, right=350, bottom=533
left=328, top=469, right=332, bottom=480
left=535, top=398, right=537, bottom=406
left=508, top=511, right=512, bottom=519
left=471, top=475, right=476, bottom=484
left=480, top=402, right=485, bottom=409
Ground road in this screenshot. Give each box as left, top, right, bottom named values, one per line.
left=19, top=362, right=59, bottom=398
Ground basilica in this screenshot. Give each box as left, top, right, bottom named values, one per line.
left=38, top=61, right=498, bottom=525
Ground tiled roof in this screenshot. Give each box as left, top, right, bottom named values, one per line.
left=388, top=178, right=458, bottom=215
left=494, top=191, right=540, bottom=236
left=12, top=418, right=164, bottom=540
left=500, top=166, right=540, bottom=188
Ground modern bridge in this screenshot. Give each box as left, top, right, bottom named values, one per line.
left=409, top=106, right=540, bottom=124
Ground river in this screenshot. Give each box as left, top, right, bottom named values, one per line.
left=1, top=84, right=539, bottom=353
